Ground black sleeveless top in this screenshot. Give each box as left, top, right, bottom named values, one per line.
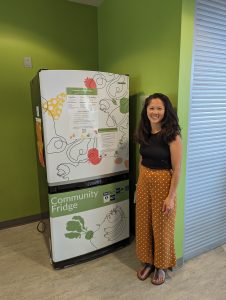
left=140, top=132, right=172, bottom=169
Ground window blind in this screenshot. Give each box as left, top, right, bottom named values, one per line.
left=184, top=0, right=226, bottom=261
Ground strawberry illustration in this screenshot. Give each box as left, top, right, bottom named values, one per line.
left=84, top=77, right=96, bottom=89
left=124, top=160, right=129, bottom=169
left=88, top=148, right=102, bottom=165
left=115, top=157, right=123, bottom=164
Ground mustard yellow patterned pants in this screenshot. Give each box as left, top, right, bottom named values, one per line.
left=136, top=165, right=176, bottom=269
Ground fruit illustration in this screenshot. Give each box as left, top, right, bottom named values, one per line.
left=124, top=160, right=129, bottom=169
left=115, top=157, right=123, bottom=164
left=104, top=207, right=126, bottom=241
left=87, top=148, right=102, bottom=165
left=42, top=92, right=66, bottom=120
left=84, top=77, right=96, bottom=89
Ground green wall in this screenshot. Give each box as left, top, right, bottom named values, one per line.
left=98, top=0, right=195, bottom=260
left=0, top=0, right=98, bottom=222
left=98, top=0, right=182, bottom=105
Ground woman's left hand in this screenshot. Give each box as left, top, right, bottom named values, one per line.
left=162, top=197, right=174, bottom=215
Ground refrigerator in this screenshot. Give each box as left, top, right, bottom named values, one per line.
left=30, top=70, right=130, bottom=268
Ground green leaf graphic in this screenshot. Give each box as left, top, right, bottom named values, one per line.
left=66, top=220, right=82, bottom=232
left=72, top=216, right=86, bottom=230
left=120, top=98, right=129, bottom=114
left=85, top=230, right=94, bottom=240
left=65, top=232, right=81, bottom=239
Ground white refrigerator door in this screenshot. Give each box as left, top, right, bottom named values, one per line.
left=39, top=70, right=129, bottom=186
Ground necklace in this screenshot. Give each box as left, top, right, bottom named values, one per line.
left=151, top=129, right=161, bottom=134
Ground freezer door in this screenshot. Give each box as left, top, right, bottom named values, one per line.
left=48, top=180, right=130, bottom=262
left=39, top=70, right=129, bottom=186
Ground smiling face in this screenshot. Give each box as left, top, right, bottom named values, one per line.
left=146, top=98, right=165, bottom=127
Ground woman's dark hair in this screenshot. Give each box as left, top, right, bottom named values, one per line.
left=135, top=93, right=181, bottom=144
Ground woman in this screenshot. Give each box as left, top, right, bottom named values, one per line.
left=135, top=93, right=182, bottom=285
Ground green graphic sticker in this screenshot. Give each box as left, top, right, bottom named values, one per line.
left=65, top=215, right=94, bottom=241
left=120, top=98, right=129, bottom=114
left=64, top=205, right=128, bottom=249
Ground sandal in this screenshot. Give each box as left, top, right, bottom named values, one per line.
left=137, top=264, right=154, bottom=281
left=151, top=268, right=165, bottom=285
